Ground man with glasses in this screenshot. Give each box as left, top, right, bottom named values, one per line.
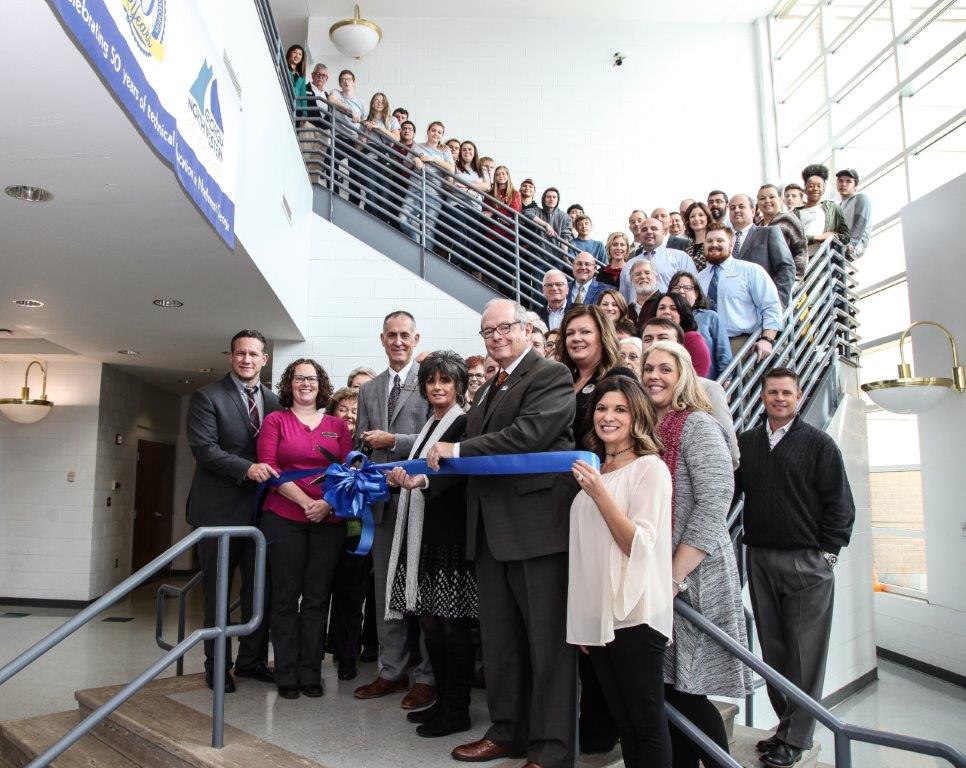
left=353, top=312, right=436, bottom=710
left=423, top=299, right=578, bottom=768
left=186, top=329, right=281, bottom=693
left=537, top=268, right=572, bottom=330
left=300, top=64, right=330, bottom=184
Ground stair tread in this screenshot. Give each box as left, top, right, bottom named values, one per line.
left=0, top=709, right=137, bottom=768
left=730, top=725, right=822, bottom=768
left=75, top=674, right=322, bottom=767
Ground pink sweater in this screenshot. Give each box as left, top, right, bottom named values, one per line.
left=256, top=409, right=353, bottom=523
left=684, top=331, right=711, bottom=378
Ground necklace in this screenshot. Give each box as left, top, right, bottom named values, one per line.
left=605, top=446, right=633, bottom=460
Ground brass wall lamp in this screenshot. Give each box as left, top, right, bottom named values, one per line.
left=0, top=360, right=54, bottom=423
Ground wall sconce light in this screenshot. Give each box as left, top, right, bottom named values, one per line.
left=329, top=5, right=382, bottom=59
left=861, top=321, right=965, bottom=414
left=0, top=360, right=54, bottom=423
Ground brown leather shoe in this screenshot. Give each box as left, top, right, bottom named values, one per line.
left=353, top=675, right=409, bottom=699
left=451, top=738, right=522, bottom=762
left=400, top=682, right=437, bottom=710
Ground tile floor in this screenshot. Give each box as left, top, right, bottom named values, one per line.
left=1, top=578, right=964, bottom=767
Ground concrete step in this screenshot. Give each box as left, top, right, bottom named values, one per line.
left=712, top=699, right=740, bottom=742
left=0, top=709, right=137, bottom=768
left=74, top=674, right=323, bottom=768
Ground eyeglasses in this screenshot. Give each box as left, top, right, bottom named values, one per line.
left=543, top=282, right=567, bottom=289
left=673, top=285, right=696, bottom=293
left=479, top=321, right=521, bottom=340
left=467, top=373, right=486, bottom=380
left=292, top=375, right=320, bottom=384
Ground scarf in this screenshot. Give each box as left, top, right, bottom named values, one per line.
left=657, top=407, right=692, bottom=528
left=384, top=404, right=464, bottom=619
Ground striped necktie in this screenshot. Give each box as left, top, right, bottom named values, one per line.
left=574, top=283, right=586, bottom=304
left=245, top=385, right=260, bottom=435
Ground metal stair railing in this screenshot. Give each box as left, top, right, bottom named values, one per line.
left=0, top=526, right=265, bottom=767
left=673, top=598, right=966, bottom=768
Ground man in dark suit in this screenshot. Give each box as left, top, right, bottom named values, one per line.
left=536, top=268, right=572, bottom=331
left=569, top=251, right=606, bottom=306
left=352, top=311, right=435, bottom=710
left=427, top=299, right=578, bottom=768
left=651, top=206, right=692, bottom=251
left=186, top=329, right=281, bottom=692
left=729, top=193, right=796, bottom=307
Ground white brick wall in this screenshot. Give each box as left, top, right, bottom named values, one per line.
left=304, top=15, right=766, bottom=239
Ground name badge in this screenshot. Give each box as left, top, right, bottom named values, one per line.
left=322, top=431, right=338, bottom=438
left=500, top=385, right=509, bottom=391
left=581, top=384, right=595, bottom=394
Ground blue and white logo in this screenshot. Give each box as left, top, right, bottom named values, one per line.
left=188, top=60, right=225, bottom=161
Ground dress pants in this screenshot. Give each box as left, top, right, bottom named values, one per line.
left=371, top=497, right=433, bottom=684
left=475, top=522, right=577, bottom=768
left=747, top=546, right=835, bottom=750
left=197, top=533, right=270, bottom=673
left=326, top=535, right=373, bottom=660
left=260, top=511, right=346, bottom=688
left=588, top=624, right=671, bottom=768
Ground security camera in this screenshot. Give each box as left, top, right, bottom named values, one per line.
left=613, top=52, right=626, bottom=67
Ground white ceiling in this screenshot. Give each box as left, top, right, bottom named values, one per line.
left=0, top=2, right=302, bottom=395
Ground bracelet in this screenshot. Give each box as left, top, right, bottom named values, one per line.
left=761, top=337, right=774, bottom=345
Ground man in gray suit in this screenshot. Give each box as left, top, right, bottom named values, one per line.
left=186, top=329, right=281, bottom=692
left=353, top=311, right=434, bottom=708
left=729, top=193, right=796, bottom=307
left=427, top=299, right=578, bottom=768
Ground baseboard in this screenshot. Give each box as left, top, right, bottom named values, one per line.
left=877, top=646, right=966, bottom=689
left=0, top=596, right=94, bottom=609
left=820, top=667, right=878, bottom=709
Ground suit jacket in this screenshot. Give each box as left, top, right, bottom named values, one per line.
left=667, top=235, right=692, bottom=252
left=570, top=278, right=606, bottom=307
left=355, top=364, right=431, bottom=524
left=186, top=375, right=282, bottom=527
left=449, top=349, right=578, bottom=562
left=536, top=299, right=572, bottom=329
left=734, top=224, right=795, bottom=307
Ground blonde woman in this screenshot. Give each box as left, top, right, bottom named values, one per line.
left=600, top=232, right=630, bottom=287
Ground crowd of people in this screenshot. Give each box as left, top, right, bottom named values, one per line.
left=185, top=43, right=868, bottom=768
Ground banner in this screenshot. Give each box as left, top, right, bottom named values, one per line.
left=51, top=0, right=239, bottom=248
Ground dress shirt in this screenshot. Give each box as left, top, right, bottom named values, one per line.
left=453, top=346, right=532, bottom=458
left=546, top=303, right=567, bottom=330
left=385, top=359, right=416, bottom=401
left=571, top=279, right=594, bottom=304
left=766, top=416, right=796, bottom=449
left=230, top=372, right=264, bottom=424
left=618, top=246, right=696, bottom=304
left=696, top=257, right=782, bottom=337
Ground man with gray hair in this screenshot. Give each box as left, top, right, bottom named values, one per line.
left=537, top=268, right=571, bottom=330
left=425, top=299, right=579, bottom=767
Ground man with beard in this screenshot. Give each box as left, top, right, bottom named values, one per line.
left=706, top=190, right=731, bottom=227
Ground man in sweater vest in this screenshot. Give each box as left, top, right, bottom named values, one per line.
left=735, top=367, right=855, bottom=768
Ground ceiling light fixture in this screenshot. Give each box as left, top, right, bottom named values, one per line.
left=12, top=299, right=44, bottom=308
left=5, top=185, right=53, bottom=203
left=329, top=5, right=382, bottom=59
left=861, top=321, right=965, bottom=414
left=117, top=349, right=140, bottom=356
left=153, top=298, right=184, bottom=308
left=0, top=360, right=54, bottom=424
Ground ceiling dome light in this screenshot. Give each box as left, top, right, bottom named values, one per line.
left=862, top=321, right=965, bottom=414
left=5, top=185, right=53, bottom=203
left=117, top=349, right=140, bottom=356
left=12, top=299, right=44, bottom=308
left=0, top=360, right=53, bottom=424
left=153, top=298, right=184, bottom=308
left=329, top=5, right=382, bottom=59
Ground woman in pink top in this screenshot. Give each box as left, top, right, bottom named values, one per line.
left=654, top=293, right=711, bottom=378
left=257, top=358, right=352, bottom=700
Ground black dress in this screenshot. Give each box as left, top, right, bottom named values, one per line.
left=389, top=415, right=477, bottom=618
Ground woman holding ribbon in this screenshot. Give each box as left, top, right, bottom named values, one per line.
left=568, top=375, right=674, bottom=767
left=641, top=341, right=749, bottom=768
left=384, top=351, right=477, bottom=738
left=257, top=358, right=352, bottom=700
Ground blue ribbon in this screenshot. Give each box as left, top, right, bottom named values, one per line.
left=260, top=449, right=599, bottom=556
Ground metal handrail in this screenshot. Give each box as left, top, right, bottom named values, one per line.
left=673, top=598, right=966, bottom=768
left=0, top=526, right=266, bottom=767
left=156, top=573, right=243, bottom=677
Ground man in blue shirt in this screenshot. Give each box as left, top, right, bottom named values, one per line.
left=618, top=217, right=695, bottom=303
left=697, top=224, right=782, bottom=360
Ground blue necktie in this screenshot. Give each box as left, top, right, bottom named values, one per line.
left=708, top=265, right=720, bottom=310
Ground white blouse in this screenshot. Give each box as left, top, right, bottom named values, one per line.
left=567, top=454, right=673, bottom=646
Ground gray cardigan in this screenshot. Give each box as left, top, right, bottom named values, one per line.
left=663, top=411, right=750, bottom=698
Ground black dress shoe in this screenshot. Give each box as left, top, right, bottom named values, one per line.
left=277, top=685, right=300, bottom=699
left=337, top=657, right=357, bottom=680
left=407, top=701, right=440, bottom=723
left=205, top=670, right=236, bottom=693
left=235, top=662, right=275, bottom=684
left=359, top=645, right=378, bottom=663
left=580, top=738, right=618, bottom=754
left=300, top=683, right=324, bottom=697
left=760, top=741, right=803, bottom=768
left=756, top=733, right=782, bottom=752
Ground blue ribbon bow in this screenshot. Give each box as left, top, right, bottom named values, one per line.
left=260, top=449, right=600, bottom=556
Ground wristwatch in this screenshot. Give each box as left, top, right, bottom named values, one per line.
left=823, top=552, right=838, bottom=567
left=672, top=578, right=689, bottom=593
